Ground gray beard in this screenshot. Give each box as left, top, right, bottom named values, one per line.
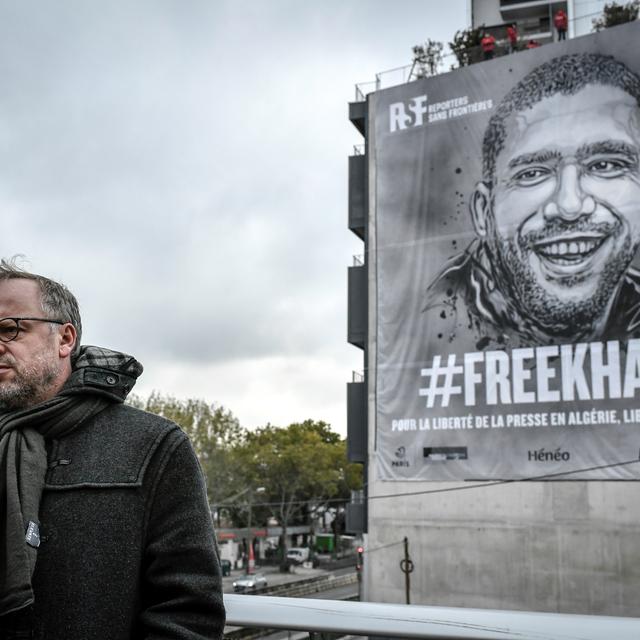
left=0, top=355, right=60, bottom=410
left=489, top=225, right=634, bottom=336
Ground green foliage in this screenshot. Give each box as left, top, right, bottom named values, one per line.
left=127, top=395, right=361, bottom=534
left=233, top=419, right=363, bottom=548
left=127, top=392, right=244, bottom=507
left=412, top=39, right=444, bottom=78
left=139, top=391, right=243, bottom=450
left=593, top=1, right=639, bottom=30
left=449, top=26, right=483, bottom=68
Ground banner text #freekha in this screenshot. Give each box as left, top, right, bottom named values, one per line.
left=419, top=340, right=640, bottom=408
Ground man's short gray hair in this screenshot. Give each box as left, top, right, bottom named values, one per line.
left=0, top=257, right=82, bottom=355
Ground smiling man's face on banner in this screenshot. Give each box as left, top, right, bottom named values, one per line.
left=472, top=83, right=640, bottom=332
left=374, top=40, right=640, bottom=483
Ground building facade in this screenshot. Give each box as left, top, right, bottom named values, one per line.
left=346, top=20, right=640, bottom=616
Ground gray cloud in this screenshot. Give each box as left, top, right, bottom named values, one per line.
left=0, top=0, right=467, bottom=428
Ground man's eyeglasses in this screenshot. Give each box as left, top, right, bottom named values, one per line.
left=0, top=317, right=66, bottom=343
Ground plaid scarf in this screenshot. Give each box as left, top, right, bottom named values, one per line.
left=0, top=346, right=143, bottom=618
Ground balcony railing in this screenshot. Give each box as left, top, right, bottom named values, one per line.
left=225, top=594, right=640, bottom=639
left=352, top=9, right=607, bottom=101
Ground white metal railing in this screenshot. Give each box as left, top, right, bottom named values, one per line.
left=354, top=80, right=377, bottom=101
left=352, top=10, right=619, bottom=102
left=225, top=594, right=640, bottom=639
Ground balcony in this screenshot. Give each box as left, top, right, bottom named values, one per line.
left=349, top=154, right=367, bottom=240
left=349, top=100, right=366, bottom=134
left=347, top=264, right=366, bottom=349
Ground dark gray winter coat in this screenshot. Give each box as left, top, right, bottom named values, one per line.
left=5, top=402, right=225, bottom=639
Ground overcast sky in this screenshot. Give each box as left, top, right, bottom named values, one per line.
left=0, top=0, right=468, bottom=434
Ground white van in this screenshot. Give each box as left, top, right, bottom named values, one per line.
left=286, top=547, right=310, bottom=564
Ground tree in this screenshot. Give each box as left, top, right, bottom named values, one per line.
left=127, top=392, right=244, bottom=514
left=411, top=39, right=444, bottom=79
left=593, top=1, right=639, bottom=30
left=449, top=26, right=483, bottom=68
left=233, top=420, right=362, bottom=559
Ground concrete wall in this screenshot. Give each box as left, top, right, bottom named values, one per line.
left=362, top=65, right=640, bottom=619
left=471, top=0, right=503, bottom=28
left=573, top=0, right=607, bottom=36
left=364, top=477, right=640, bottom=615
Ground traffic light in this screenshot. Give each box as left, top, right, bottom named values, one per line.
left=356, top=546, right=364, bottom=572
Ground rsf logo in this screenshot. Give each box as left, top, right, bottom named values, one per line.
left=389, top=95, right=428, bottom=132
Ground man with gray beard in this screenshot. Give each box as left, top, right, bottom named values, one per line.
left=425, top=52, right=640, bottom=351
left=0, top=260, right=225, bottom=639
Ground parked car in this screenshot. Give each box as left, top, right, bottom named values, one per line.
left=232, top=573, right=268, bottom=593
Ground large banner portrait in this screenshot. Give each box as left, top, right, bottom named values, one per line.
left=373, top=22, right=640, bottom=481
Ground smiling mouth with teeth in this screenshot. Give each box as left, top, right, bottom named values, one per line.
left=534, top=235, right=607, bottom=264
